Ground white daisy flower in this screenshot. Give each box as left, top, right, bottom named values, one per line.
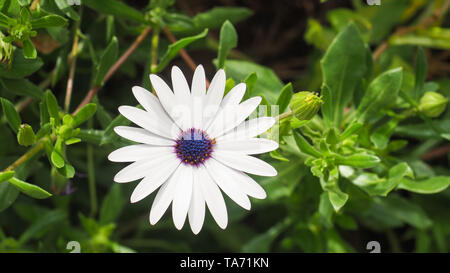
left=108, top=65, right=279, bottom=234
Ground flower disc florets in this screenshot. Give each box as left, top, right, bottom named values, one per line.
left=174, top=128, right=215, bottom=166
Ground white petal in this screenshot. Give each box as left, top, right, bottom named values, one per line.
left=114, top=153, right=176, bottom=183
left=172, top=165, right=193, bottom=230
left=202, top=69, right=226, bottom=129
left=150, top=74, right=186, bottom=130
left=207, top=97, right=262, bottom=138
left=217, top=117, right=276, bottom=141
left=131, top=86, right=175, bottom=126
left=191, top=65, right=206, bottom=129
left=213, top=151, right=277, bottom=177
left=149, top=172, right=177, bottom=225
left=227, top=169, right=266, bottom=199
left=197, top=165, right=228, bottom=229
left=221, top=83, right=246, bottom=107
left=108, top=145, right=173, bottom=162
left=114, top=126, right=174, bottom=146
left=118, top=106, right=179, bottom=139
left=129, top=156, right=180, bottom=202
left=188, top=170, right=205, bottom=234
left=171, top=66, right=192, bottom=130
left=215, top=138, right=279, bottom=155
left=191, top=65, right=206, bottom=97
left=205, top=158, right=251, bottom=210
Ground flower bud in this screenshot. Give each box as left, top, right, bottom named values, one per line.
left=59, top=124, right=73, bottom=139
left=17, top=124, right=36, bottom=146
left=289, top=91, right=322, bottom=121
left=419, top=91, right=448, bottom=118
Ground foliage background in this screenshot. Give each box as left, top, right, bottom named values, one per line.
left=0, top=0, right=450, bottom=253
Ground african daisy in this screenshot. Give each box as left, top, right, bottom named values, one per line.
left=108, top=65, right=278, bottom=234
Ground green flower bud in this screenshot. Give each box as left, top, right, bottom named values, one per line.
left=17, top=124, right=36, bottom=146
left=289, top=91, right=322, bottom=121
left=419, top=91, right=448, bottom=118
left=59, top=124, right=73, bottom=139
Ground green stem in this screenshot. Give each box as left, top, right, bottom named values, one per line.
left=87, top=120, right=97, bottom=217
left=276, top=110, right=293, bottom=121
left=150, top=26, right=160, bottom=74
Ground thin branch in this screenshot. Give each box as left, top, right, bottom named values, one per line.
left=373, top=0, right=450, bottom=61
left=421, top=144, right=450, bottom=161
left=74, top=27, right=152, bottom=115
left=162, top=27, right=210, bottom=87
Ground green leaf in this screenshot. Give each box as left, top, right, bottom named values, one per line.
left=370, top=118, right=401, bottom=150
left=51, top=149, right=65, bottom=168
left=222, top=60, right=283, bottom=103
left=374, top=195, right=432, bottom=229
left=1, top=78, right=44, bottom=99
left=276, top=83, right=293, bottom=113
left=398, top=176, right=450, bottom=194
left=336, top=153, right=380, bottom=168
left=22, top=37, right=37, bottom=59
left=19, top=210, right=65, bottom=244
left=72, top=103, right=97, bottom=128
left=193, top=7, right=253, bottom=31
left=1, top=97, right=21, bottom=133
left=414, top=47, right=427, bottom=100
left=320, top=84, right=333, bottom=126
left=217, top=20, right=237, bottom=69
left=31, top=15, right=68, bottom=29
left=8, top=177, right=52, bottom=199
left=356, top=67, right=403, bottom=122
left=55, top=0, right=80, bottom=21
left=0, top=49, right=43, bottom=79
left=242, top=218, right=291, bottom=252
left=0, top=171, right=14, bottom=182
left=320, top=167, right=348, bottom=212
left=45, top=90, right=60, bottom=126
left=94, top=36, right=118, bottom=86
left=352, top=173, right=397, bottom=197
left=243, top=72, right=257, bottom=100
left=155, top=29, right=208, bottom=73
left=320, top=23, right=367, bottom=126
left=83, top=0, right=145, bottom=23
left=101, top=114, right=130, bottom=145
left=0, top=182, right=19, bottom=212
left=293, top=131, right=322, bottom=158
left=99, top=184, right=125, bottom=225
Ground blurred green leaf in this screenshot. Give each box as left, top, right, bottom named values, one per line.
left=55, top=0, right=80, bottom=20
left=223, top=60, right=283, bottom=103
left=0, top=182, right=19, bottom=212
left=22, top=37, right=37, bottom=59
left=8, top=177, right=52, bottom=199
left=72, top=103, right=97, bottom=128
left=217, top=20, right=237, bottom=69
left=51, top=149, right=65, bottom=168
left=356, top=67, right=403, bottom=122
left=1, top=78, right=44, bottom=99
left=45, top=90, right=60, bottom=126
left=398, top=176, right=450, bottom=194
left=155, top=29, right=208, bottom=73
left=336, top=153, right=380, bottom=168
left=193, top=7, right=252, bottom=31
left=276, top=83, right=293, bottom=114
left=0, top=49, right=43, bottom=79
left=1, top=97, right=21, bottom=133
left=83, top=0, right=145, bottom=23
left=19, top=210, right=65, bottom=245
left=94, top=36, right=118, bottom=86
left=293, top=131, right=322, bottom=158
left=414, top=47, right=427, bottom=100
left=100, top=184, right=125, bottom=225
left=0, top=171, right=14, bottom=182
left=321, top=23, right=367, bottom=126
left=31, top=15, right=68, bottom=29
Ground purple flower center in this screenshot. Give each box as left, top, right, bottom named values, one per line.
left=174, top=128, right=215, bottom=166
